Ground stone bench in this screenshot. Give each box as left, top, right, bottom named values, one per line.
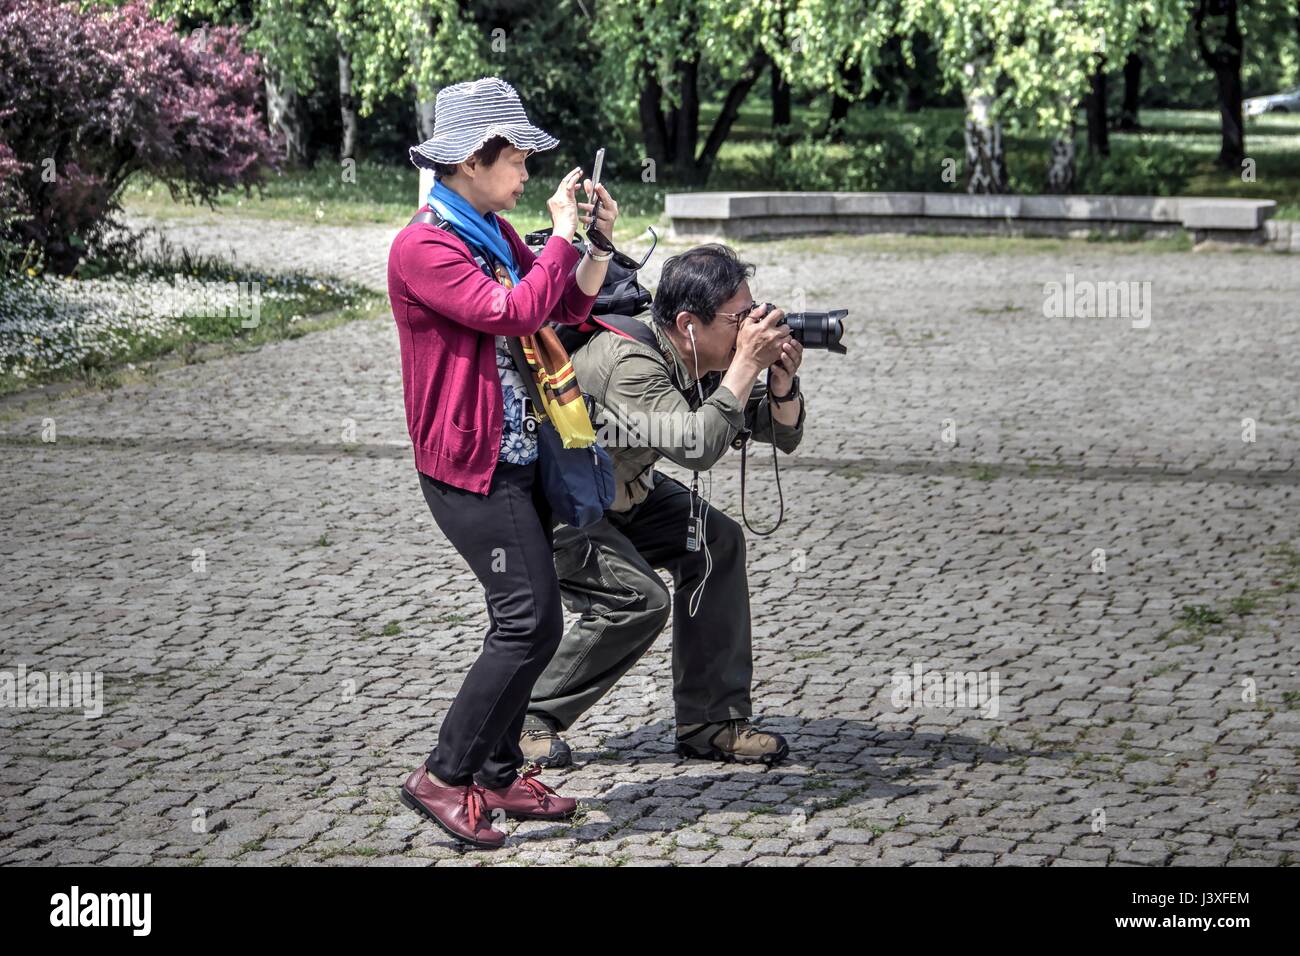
left=664, top=191, right=1287, bottom=249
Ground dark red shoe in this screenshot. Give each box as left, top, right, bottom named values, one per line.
left=399, top=767, right=505, bottom=849
left=480, top=766, right=577, bottom=821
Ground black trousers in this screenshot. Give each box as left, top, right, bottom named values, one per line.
left=418, top=460, right=563, bottom=789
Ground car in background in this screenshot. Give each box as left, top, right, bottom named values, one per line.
left=1244, top=87, right=1300, bottom=116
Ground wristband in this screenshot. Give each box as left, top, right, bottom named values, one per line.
left=771, top=374, right=801, bottom=404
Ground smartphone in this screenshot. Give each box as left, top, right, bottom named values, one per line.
left=587, top=148, right=605, bottom=228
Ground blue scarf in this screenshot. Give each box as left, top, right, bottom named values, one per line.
left=427, top=179, right=520, bottom=284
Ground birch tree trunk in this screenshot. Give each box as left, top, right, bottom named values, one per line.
left=963, top=70, right=1008, bottom=194
left=265, top=73, right=308, bottom=166
left=1046, top=128, right=1076, bottom=194
left=338, top=45, right=357, bottom=161
left=411, top=10, right=436, bottom=142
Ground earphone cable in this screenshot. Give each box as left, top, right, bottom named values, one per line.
left=686, top=323, right=713, bottom=618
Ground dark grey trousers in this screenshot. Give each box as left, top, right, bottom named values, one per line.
left=527, top=470, right=753, bottom=730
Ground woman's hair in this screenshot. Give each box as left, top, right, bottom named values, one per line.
left=432, top=135, right=515, bottom=181
left=651, top=244, right=756, bottom=329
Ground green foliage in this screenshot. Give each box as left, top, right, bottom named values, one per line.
left=901, top=0, right=1188, bottom=135
left=97, top=0, right=1300, bottom=205
left=1075, top=137, right=1195, bottom=195
left=769, top=125, right=962, bottom=192
left=479, top=4, right=639, bottom=182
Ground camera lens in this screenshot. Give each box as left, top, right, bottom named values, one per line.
left=781, top=310, right=848, bottom=354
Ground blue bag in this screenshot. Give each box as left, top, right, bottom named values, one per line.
left=534, top=412, right=616, bottom=528
left=501, top=335, right=614, bottom=528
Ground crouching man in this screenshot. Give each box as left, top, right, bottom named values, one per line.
left=521, top=244, right=808, bottom=766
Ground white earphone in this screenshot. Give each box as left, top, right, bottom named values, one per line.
left=684, top=320, right=712, bottom=617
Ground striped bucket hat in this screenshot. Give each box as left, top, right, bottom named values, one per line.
left=409, top=76, right=559, bottom=169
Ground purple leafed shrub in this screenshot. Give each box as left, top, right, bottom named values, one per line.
left=0, top=0, right=278, bottom=274
left=0, top=129, right=30, bottom=272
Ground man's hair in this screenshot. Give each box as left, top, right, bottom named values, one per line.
left=650, top=244, right=755, bottom=330
left=432, top=135, right=515, bottom=181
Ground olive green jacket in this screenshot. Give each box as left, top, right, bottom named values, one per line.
left=572, top=315, right=806, bottom=512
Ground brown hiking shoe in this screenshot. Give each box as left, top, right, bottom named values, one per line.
left=520, top=713, right=572, bottom=768
left=675, top=719, right=789, bottom=766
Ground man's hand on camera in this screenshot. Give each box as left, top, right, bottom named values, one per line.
left=769, top=337, right=804, bottom=397
left=733, top=303, right=790, bottom=377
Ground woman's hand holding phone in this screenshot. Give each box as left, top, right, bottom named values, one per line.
left=580, top=180, right=619, bottom=245
left=547, top=166, right=585, bottom=240
left=571, top=153, right=621, bottom=294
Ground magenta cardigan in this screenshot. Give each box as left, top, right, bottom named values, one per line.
left=387, top=207, right=597, bottom=494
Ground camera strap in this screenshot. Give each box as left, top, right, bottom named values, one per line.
left=737, top=368, right=786, bottom=537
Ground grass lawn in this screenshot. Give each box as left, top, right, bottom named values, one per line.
left=121, top=105, right=1300, bottom=234
left=1150, top=109, right=1300, bottom=218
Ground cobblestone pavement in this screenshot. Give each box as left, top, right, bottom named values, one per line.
left=1, top=214, right=1297, bottom=866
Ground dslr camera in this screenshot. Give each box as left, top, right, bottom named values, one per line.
left=761, top=303, right=848, bottom=354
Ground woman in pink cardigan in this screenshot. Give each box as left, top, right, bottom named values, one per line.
left=387, top=77, right=618, bottom=849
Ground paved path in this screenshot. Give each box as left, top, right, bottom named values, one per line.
left=1, top=214, right=1297, bottom=866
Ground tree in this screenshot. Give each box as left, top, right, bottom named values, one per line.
left=780, top=1, right=899, bottom=143
left=1119, top=51, right=1143, bottom=130
left=252, top=0, right=339, bottom=165
left=1085, top=59, right=1110, bottom=155
left=397, top=0, right=484, bottom=142
left=150, top=0, right=481, bottom=164
left=822, top=59, right=865, bottom=140
left=770, top=0, right=793, bottom=140
left=149, top=1, right=329, bottom=165
left=598, top=0, right=895, bottom=185
left=1082, top=1, right=1185, bottom=150
left=1045, top=0, right=1185, bottom=191
left=910, top=0, right=1098, bottom=193
left=332, top=0, right=360, bottom=161
left=598, top=0, right=764, bottom=185
left=598, top=2, right=700, bottom=183
left=1195, top=0, right=1245, bottom=169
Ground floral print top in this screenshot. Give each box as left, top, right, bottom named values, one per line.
left=495, top=335, right=538, bottom=465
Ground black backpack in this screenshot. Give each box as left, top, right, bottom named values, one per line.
left=523, top=226, right=654, bottom=322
